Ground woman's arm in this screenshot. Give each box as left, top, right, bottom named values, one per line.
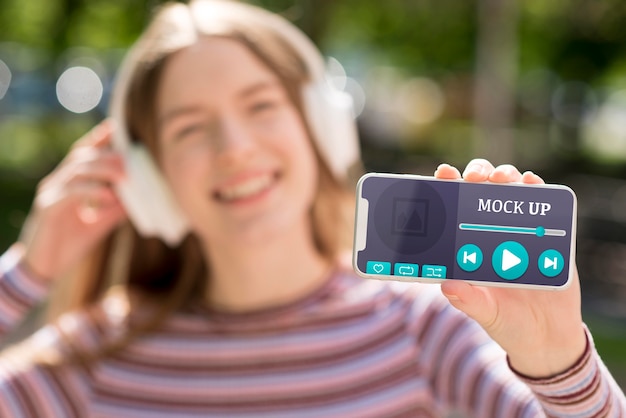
left=0, top=245, right=50, bottom=338
left=19, top=121, right=126, bottom=283
left=415, top=285, right=625, bottom=417
left=0, top=121, right=126, bottom=343
left=431, top=160, right=626, bottom=416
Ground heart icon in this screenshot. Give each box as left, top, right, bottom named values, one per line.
left=373, top=263, right=384, bottom=273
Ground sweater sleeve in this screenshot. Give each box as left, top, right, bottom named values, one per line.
left=513, top=326, right=626, bottom=417
left=0, top=245, right=51, bottom=339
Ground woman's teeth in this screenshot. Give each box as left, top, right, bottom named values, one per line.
left=218, top=174, right=274, bottom=201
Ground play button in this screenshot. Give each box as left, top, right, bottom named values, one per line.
left=492, top=241, right=529, bottom=280
left=502, top=249, right=521, bottom=271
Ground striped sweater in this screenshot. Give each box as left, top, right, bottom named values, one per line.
left=0, top=247, right=624, bottom=417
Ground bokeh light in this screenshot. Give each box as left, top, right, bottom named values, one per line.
left=583, top=89, right=626, bottom=160
left=327, top=56, right=366, bottom=118
left=0, top=59, right=11, bottom=100
left=344, top=77, right=366, bottom=118
left=395, top=77, right=445, bottom=125
left=55, top=66, right=103, bottom=113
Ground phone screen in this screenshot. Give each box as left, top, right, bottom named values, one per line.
left=353, top=173, right=577, bottom=289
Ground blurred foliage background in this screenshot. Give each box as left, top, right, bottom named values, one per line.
left=1, top=0, right=626, bottom=388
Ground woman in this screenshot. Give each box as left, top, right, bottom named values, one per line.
left=0, top=0, right=624, bottom=416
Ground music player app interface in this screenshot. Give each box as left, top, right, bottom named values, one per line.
left=355, top=174, right=576, bottom=287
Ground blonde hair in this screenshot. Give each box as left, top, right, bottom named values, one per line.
left=36, top=0, right=357, bottom=363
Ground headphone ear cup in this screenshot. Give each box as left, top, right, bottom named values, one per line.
left=302, top=80, right=360, bottom=181
left=115, top=144, right=190, bottom=246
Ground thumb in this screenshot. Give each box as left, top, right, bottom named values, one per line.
left=441, top=280, right=497, bottom=328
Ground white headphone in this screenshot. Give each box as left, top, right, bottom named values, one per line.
left=109, top=0, right=360, bottom=247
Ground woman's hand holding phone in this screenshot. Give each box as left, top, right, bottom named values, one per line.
left=435, top=159, right=587, bottom=379
left=19, top=121, right=127, bottom=282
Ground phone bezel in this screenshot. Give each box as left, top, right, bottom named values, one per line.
left=352, top=172, right=578, bottom=290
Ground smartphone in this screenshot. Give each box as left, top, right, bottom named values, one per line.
left=353, top=173, right=577, bottom=289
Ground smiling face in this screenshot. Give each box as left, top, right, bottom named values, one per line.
left=155, top=37, right=319, bottom=248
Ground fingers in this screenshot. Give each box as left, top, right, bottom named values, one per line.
left=434, top=163, right=461, bottom=179
left=58, top=121, right=125, bottom=186
left=57, top=127, right=126, bottom=191
left=521, top=170, right=545, bottom=185
left=71, top=119, right=114, bottom=150
left=66, top=151, right=126, bottom=184
left=462, top=159, right=522, bottom=183
left=77, top=188, right=125, bottom=224
left=488, top=164, right=523, bottom=183
left=460, top=159, right=545, bottom=185
left=38, top=150, right=125, bottom=200
left=74, top=182, right=121, bottom=206
left=35, top=123, right=126, bottom=219
left=441, top=280, right=499, bottom=329
left=462, top=158, right=495, bottom=182
left=435, top=160, right=544, bottom=187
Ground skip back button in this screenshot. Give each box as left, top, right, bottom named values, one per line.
left=457, top=244, right=483, bottom=272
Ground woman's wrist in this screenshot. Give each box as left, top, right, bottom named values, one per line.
left=13, top=242, right=55, bottom=284
left=507, top=325, right=589, bottom=379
